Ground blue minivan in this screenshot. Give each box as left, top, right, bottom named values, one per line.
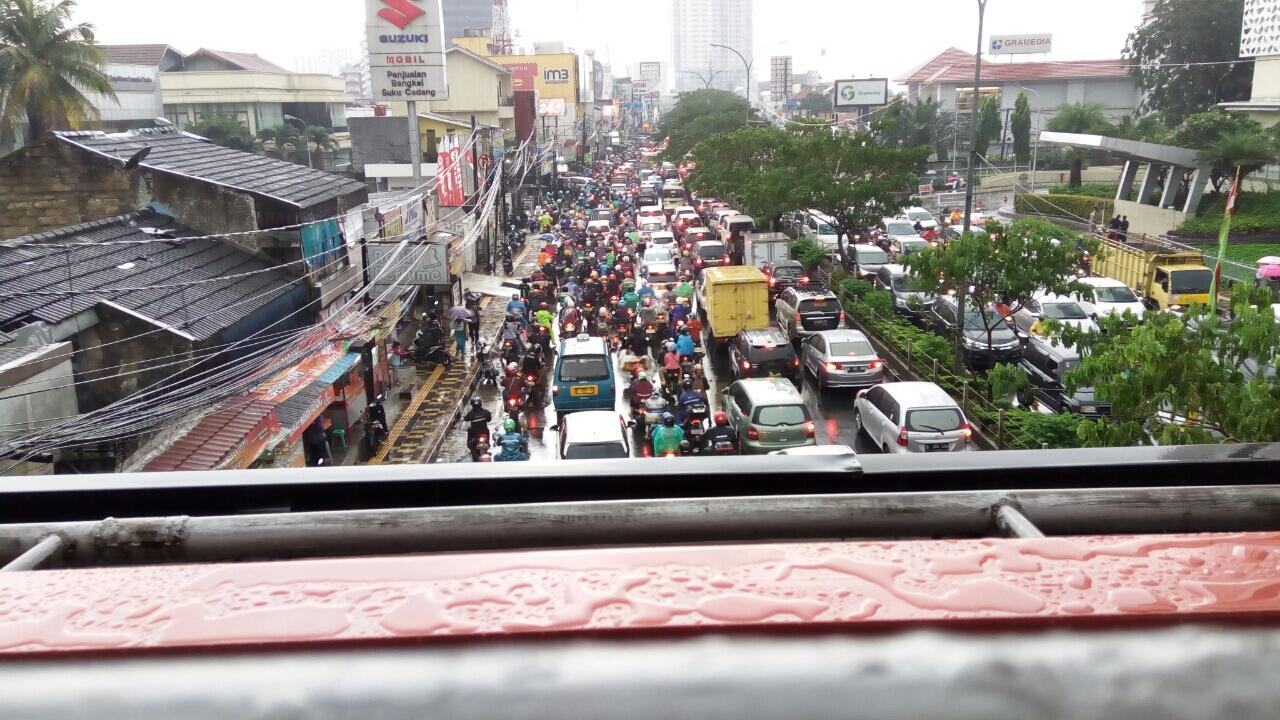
left=552, top=334, right=616, bottom=421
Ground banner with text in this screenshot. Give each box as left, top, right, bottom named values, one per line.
left=365, top=0, right=449, bottom=101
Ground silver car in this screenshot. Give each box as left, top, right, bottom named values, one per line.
left=847, top=244, right=890, bottom=280
left=801, top=330, right=885, bottom=389
left=854, top=382, right=973, bottom=454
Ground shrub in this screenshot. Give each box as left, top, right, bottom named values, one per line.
left=1005, top=411, right=1084, bottom=449
left=1047, top=183, right=1118, bottom=199
left=836, top=277, right=875, bottom=302
left=1015, top=193, right=1113, bottom=223
left=1178, top=190, right=1280, bottom=234
left=792, top=238, right=827, bottom=270
left=859, top=288, right=894, bottom=320
left=986, top=363, right=1030, bottom=408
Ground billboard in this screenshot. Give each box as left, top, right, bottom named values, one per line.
left=365, top=0, right=448, bottom=101
left=639, top=61, right=662, bottom=89
left=502, top=61, right=539, bottom=92
left=592, top=61, right=605, bottom=103
left=437, top=134, right=466, bottom=206
left=834, top=78, right=888, bottom=109
left=491, top=53, right=579, bottom=102
left=989, top=34, right=1053, bottom=55
left=538, top=98, right=567, bottom=117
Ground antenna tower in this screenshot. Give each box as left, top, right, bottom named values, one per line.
left=491, top=0, right=514, bottom=55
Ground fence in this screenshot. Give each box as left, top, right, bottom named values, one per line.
left=819, top=268, right=1045, bottom=451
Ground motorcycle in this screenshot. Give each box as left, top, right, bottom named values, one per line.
left=477, top=345, right=501, bottom=387
left=363, top=418, right=388, bottom=455
left=703, top=435, right=739, bottom=457
left=502, top=254, right=515, bottom=276
left=682, top=401, right=710, bottom=445
left=414, top=339, right=454, bottom=368
left=641, top=395, right=671, bottom=440
left=467, top=427, right=491, bottom=463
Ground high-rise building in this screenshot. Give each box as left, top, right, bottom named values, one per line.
left=443, top=0, right=494, bottom=46
left=671, top=0, right=754, bottom=94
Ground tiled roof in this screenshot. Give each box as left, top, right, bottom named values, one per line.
left=55, top=126, right=367, bottom=209
left=0, top=210, right=303, bottom=341
left=0, top=330, right=13, bottom=345
left=144, top=396, right=278, bottom=472
left=898, top=48, right=1129, bottom=84
left=98, top=44, right=179, bottom=67
left=186, top=48, right=291, bottom=73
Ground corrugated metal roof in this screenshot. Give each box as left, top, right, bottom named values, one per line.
left=144, top=396, right=278, bottom=472
left=99, top=44, right=179, bottom=67
left=318, top=353, right=362, bottom=384
left=0, top=330, right=13, bottom=345
left=55, top=127, right=367, bottom=209
left=276, top=381, right=330, bottom=431
left=897, top=48, right=1129, bottom=84
left=185, top=48, right=291, bottom=73
left=0, top=210, right=303, bottom=341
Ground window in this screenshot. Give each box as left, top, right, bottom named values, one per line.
left=1094, top=285, right=1140, bottom=303
left=1041, top=302, right=1089, bottom=320
left=829, top=340, right=875, bottom=357
left=906, top=408, right=964, bottom=433
left=1171, top=269, right=1213, bottom=294
left=425, top=129, right=439, bottom=163
left=1155, top=269, right=1170, bottom=292
left=955, top=87, right=1002, bottom=113
left=754, top=405, right=810, bottom=427
left=564, top=443, right=629, bottom=460
left=558, top=356, right=610, bottom=382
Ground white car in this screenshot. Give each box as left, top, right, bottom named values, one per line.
left=554, top=411, right=632, bottom=460
left=648, top=230, right=676, bottom=248
left=642, top=245, right=674, bottom=265
left=672, top=206, right=699, bottom=224
left=898, top=207, right=938, bottom=231
left=854, top=382, right=973, bottom=454
left=587, top=220, right=611, bottom=235
left=1076, top=276, right=1146, bottom=321
left=881, top=218, right=925, bottom=250
left=643, top=260, right=679, bottom=286
left=1011, top=292, right=1101, bottom=337
left=638, top=206, right=666, bottom=223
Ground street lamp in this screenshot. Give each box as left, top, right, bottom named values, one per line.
left=1011, top=85, right=1041, bottom=193
left=681, top=69, right=725, bottom=91
left=962, top=0, right=987, bottom=236
left=710, top=43, right=753, bottom=102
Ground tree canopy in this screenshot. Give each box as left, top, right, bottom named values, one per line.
left=1167, top=109, right=1277, bottom=190
left=191, top=114, right=256, bottom=152
left=1011, top=92, right=1032, bottom=165
left=0, top=0, right=115, bottom=143
left=1125, top=0, right=1252, bottom=125
left=872, top=96, right=954, bottom=161
left=974, top=95, right=1002, bottom=158
left=1047, top=102, right=1114, bottom=186
left=1060, top=286, right=1280, bottom=446
left=660, top=89, right=755, bottom=161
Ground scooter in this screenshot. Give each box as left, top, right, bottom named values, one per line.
left=414, top=339, right=454, bottom=368
left=363, top=418, right=388, bottom=455
left=641, top=395, right=671, bottom=440
left=682, top=401, right=710, bottom=445
left=477, top=344, right=500, bottom=387
left=467, top=427, right=491, bottom=463
left=502, top=254, right=515, bottom=276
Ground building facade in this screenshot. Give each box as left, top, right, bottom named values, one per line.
left=1222, top=0, right=1280, bottom=126
left=672, top=0, right=754, bottom=94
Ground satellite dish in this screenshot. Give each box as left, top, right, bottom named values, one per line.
left=124, top=146, right=152, bottom=170
left=154, top=117, right=174, bottom=127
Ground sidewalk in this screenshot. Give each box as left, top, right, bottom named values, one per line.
left=371, top=242, right=540, bottom=465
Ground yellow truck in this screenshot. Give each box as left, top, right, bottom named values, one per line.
left=1092, top=238, right=1213, bottom=311
left=698, top=266, right=771, bottom=352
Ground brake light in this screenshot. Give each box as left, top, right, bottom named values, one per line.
left=723, top=256, right=731, bottom=263
left=663, top=451, right=678, bottom=458
left=826, top=362, right=843, bottom=372
left=805, top=422, right=816, bottom=438
left=769, top=278, right=777, bottom=287
left=508, top=398, right=519, bottom=408
left=801, top=276, right=811, bottom=284
left=795, top=313, right=802, bottom=324
left=695, top=257, right=703, bottom=266
left=792, top=358, right=800, bottom=367
left=839, top=311, right=846, bottom=323
left=868, top=360, right=883, bottom=370
left=526, top=374, right=537, bottom=384
left=747, top=426, right=760, bottom=441
left=740, top=360, right=752, bottom=370
left=897, top=427, right=910, bottom=446
left=961, top=423, right=973, bottom=442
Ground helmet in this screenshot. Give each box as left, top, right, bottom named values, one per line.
left=663, top=413, right=676, bottom=427
left=506, top=362, right=519, bottom=374
left=682, top=380, right=692, bottom=391
left=471, top=397, right=483, bottom=409
left=589, top=252, right=597, bottom=259
left=637, top=372, right=649, bottom=381
left=665, top=341, right=677, bottom=352
left=680, top=327, right=690, bottom=335
left=600, top=307, right=610, bottom=317
left=565, top=298, right=575, bottom=308
left=504, top=419, right=517, bottom=433
left=540, top=302, right=549, bottom=310
left=714, top=411, right=729, bottom=426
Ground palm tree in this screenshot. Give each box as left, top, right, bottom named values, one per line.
left=1199, top=130, right=1277, bottom=192
left=0, top=0, right=115, bottom=144
left=1046, top=102, right=1114, bottom=187
left=304, top=125, right=337, bottom=170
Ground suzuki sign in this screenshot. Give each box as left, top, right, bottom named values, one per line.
left=989, top=34, right=1053, bottom=55
left=365, top=0, right=449, bottom=100
left=834, top=78, right=888, bottom=109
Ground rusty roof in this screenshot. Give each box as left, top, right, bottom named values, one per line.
left=98, top=44, right=181, bottom=67
left=897, top=47, right=1129, bottom=84
left=185, top=48, right=291, bottom=73
left=144, top=396, right=279, bottom=473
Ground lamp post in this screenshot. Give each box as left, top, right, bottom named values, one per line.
left=284, top=114, right=312, bottom=169
left=962, top=0, right=987, bottom=235
left=710, top=43, right=753, bottom=102
left=1012, top=85, right=1041, bottom=192
left=681, top=69, right=725, bottom=90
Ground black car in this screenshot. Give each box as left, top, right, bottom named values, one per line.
left=728, top=328, right=802, bottom=384
left=775, top=287, right=844, bottom=342
left=1019, top=337, right=1111, bottom=418
left=926, top=296, right=1023, bottom=371
left=762, top=260, right=811, bottom=302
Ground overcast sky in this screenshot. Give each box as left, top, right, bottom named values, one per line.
left=72, top=0, right=1145, bottom=85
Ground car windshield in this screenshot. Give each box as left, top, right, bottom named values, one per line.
left=817, top=223, right=835, bottom=235
left=906, top=408, right=964, bottom=433
left=773, top=266, right=804, bottom=279
left=887, top=222, right=916, bottom=235
left=754, top=404, right=810, bottom=426
left=1172, top=269, right=1213, bottom=294
left=855, top=247, right=889, bottom=264
left=963, top=311, right=1009, bottom=331
left=696, top=244, right=726, bottom=258
left=829, top=340, right=875, bottom=357
left=1094, top=285, right=1140, bottom=303
left=1041, top=301, right=1089, bottom=320
left=564, top=443, right=629, bottom=460
left=907, top=210, right=932, bottom=222
left=748, top=343, right=796, bottom=362
left=558, top=356, right=610, bottom=382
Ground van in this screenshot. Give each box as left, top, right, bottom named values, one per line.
left=552, top=334, right=616, bottom=421
left=800, top=210, right=840, bottom=251
left=722, top=378, right=816, bottom=454
left=854, top=382, right=973, bottom=454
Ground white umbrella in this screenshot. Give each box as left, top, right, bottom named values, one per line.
left=1256, top=256, right=1280, bottom=266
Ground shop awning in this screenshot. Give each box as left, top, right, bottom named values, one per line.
left=144, top=397, right=280, bottom=473
left=318, top=353, right=362, bottom=384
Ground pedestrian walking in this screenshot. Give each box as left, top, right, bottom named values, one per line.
left=1119, top=216, right=1130, bottom=243
left=452, top=316, right=468, bottom=358
left=1088, top=205, right=1101, bottom=234
left=388, top=341, right=406, bottom=386
left=467, top=306, right=480, bottom=346
left=1107, top=215, right=1121, bottom=241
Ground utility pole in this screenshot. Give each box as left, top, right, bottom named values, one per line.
left=408, top=101, right=421, bottom=187
left=959, top=0, right=988, bottom=368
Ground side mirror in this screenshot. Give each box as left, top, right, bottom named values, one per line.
left=549, top=424, right=561, bottom=432
left=627, top=421, right=638, bottom=429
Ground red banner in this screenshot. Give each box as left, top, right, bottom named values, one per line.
left=438, top=135, right=467, bottom=207
left=500, top=61, right=538, bottom=91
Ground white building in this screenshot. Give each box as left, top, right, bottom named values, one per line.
left=672, top=0, right=754, bottom=94
left=87, top=45, right=185, bottom=131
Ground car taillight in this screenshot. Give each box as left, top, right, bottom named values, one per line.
left=695, top=258, right=703, bottom=266
left=723, top=256, right=730, bottom=263
left=806, top=422, right=816, bottom=438
left=552, top=385, right=560, bottom=395
left=961, top=423, right=973, bottom=442
left=826, top=362, right=843, bottom=372
left=795, top=313, right=802, bottom=323
left=747, top=426, right=760, bottom=441
left=839, top=311, right=846, bottom=323
left=740, top=360, right=752, bottom=370
left=897, top=427, right=910, bottom=446
left=868, top=360, right=883, bottom=370
left=801, top=276, right=811, bottom=284
left=769, top=278, right=777, bottom=287
left=792, top=358, right=800, bottom=366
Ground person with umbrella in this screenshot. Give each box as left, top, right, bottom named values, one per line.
left=1256, top=257, right=1280, bottom=298
left=446, top=305, right=473, bottom=359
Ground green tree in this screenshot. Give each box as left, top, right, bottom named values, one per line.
left=1011, top=92, right=1032, bottom=165
left=660, top=89, right=755, bottom=161
left=798, top=90, right=833, bottom=116
left=1062, top=286, right=1280, bottom=447
left=904, top=218, right=1098, bottom=370
left=305, top=124, right=337, bottom=169
left=1125, top=0, right=1252, bottom=125
left=0, top=0, right=115, bottom=143
left=190, top=113, right=256, bottom=152
left=1046, top=102, right=1114, bottom=187
left=875, top=96, right=955, bottom=161
left=974, top=95, right=1002, bottom=158
left=686, top=125, right=794, bottom=228
left=1170, top=109, right=1272, bottom=190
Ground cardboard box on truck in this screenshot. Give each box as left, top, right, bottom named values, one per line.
left=1093, top=238, right=1212, bottom=311
left=698, top=266, right=771, bottom=350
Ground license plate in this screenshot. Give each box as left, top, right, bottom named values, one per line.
left=924, top=443, right=949, bottom=452
left=570, top=386, right=598, bottom=397
left=812, top=300, right=827, bottom=307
